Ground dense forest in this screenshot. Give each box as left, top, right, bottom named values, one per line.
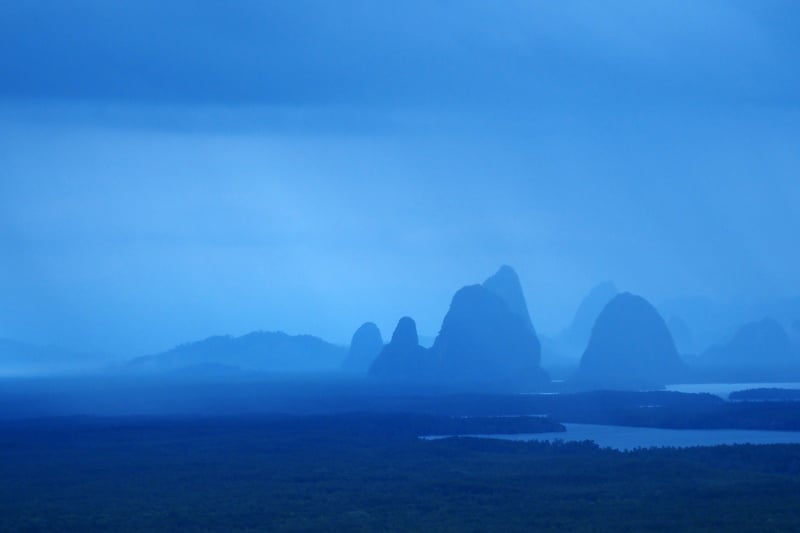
left=2, top=413, right=800, bottom=531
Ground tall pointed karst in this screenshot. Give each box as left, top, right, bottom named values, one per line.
left=367, top=267, right=548, bottom=389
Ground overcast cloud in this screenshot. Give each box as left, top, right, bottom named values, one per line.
left=1, top=1, right=798, bottom=356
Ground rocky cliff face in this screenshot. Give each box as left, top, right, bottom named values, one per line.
left=576, top=292, right=685, bottom=388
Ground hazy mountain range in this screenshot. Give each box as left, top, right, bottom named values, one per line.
left=2, top=266, right=799, bottom=389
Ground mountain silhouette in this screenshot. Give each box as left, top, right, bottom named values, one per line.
left=431, top=283, right=546, bottom=389
left=127, top=331, right=346, bottom=374
left=667, top=315, right=695, bottom=355
left=701, top=318, right=796, bottom=368
left=368, top=317, right=429, bottom=381
left=552, top=282, right=618, bottom=359
left=575, top=292, right=686, bottom=388
left=341, top=322, right=384, bottom=374
left=482, top=265, right=536, bottom=334
left=367, top=267, right=547, bottom=389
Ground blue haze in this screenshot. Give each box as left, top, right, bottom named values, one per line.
left=1, top=1, right=799, bottom=360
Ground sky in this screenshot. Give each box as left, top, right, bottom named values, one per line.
left=1, top=1, right=799, bottom=357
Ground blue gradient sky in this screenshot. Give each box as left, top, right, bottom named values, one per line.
left=1, top=1, right=799, bottom=356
